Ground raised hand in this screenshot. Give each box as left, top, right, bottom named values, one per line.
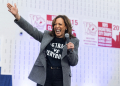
left=7, top=3, right=20, bottom=20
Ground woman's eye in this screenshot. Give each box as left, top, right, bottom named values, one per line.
left=54, top=23, right=62, bottom=26
left=59, top=24, right=62, bottom=25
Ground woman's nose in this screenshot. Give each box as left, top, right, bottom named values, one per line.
left=56, top=24, right=59, bottom=27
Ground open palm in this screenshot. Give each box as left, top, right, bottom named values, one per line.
left=7, top=3, right=18, bottom=16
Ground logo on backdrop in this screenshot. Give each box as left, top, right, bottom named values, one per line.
left=82, top=21, right=98, bottom=46
left=29, top=14, right=46, bottom=30
left=84, top=22, right=97, bottom=36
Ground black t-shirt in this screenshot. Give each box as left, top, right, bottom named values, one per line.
left=45, top=37, right=65, bottom=67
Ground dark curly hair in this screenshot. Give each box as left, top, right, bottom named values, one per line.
left=49, top=15, right=75, bottom=39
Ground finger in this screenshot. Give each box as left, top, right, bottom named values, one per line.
left=7, top=3, right=12, bottom=7
left=7, top=5, right=11, bottom=9
left=70, top=44, right=74, bottom=48
left=70, top=46, right=74, bottom=49
left=68, top=46, right=73, bottom=49
left=7, top=3, right=10, bottom=6
left=8, top=9, right=10, bottom=12
left=7, top=4, right=12, bottom=9
left=14, top=3, right=17, bottom=8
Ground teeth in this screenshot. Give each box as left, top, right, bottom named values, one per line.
left=56, top=30, right=60, bottom=32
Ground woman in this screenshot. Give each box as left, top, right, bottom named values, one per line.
left=7, top=3, right=79, bottom=86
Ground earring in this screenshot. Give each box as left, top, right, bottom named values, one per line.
left=66, top=29, right=67, bottom=30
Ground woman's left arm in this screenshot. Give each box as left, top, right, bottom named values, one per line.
left=67, top=39, right=79, bottom=66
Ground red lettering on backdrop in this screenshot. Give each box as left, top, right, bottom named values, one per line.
left=46, top=15, right=57, bottom=31
left=112, top=25, right=120, bottom=48
left=98, top=22, right=112, bottom=47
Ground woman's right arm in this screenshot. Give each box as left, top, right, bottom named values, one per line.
left=7, top=3, right=44, bottom=42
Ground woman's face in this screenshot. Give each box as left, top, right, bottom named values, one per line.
left=54, top=18, right=67, bottom=38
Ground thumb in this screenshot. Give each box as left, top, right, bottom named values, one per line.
left=8, top=9, right=11, bottom=12
left=14, top=3, right=17, bottom=8
left=8, top=10, right=14, bottom=15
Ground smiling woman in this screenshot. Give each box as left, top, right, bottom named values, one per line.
left=50, top=15, right=75, bottom=39
left=54, top=18, right=67, bottom=38
left=7, top=3, right=79, bottom=86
